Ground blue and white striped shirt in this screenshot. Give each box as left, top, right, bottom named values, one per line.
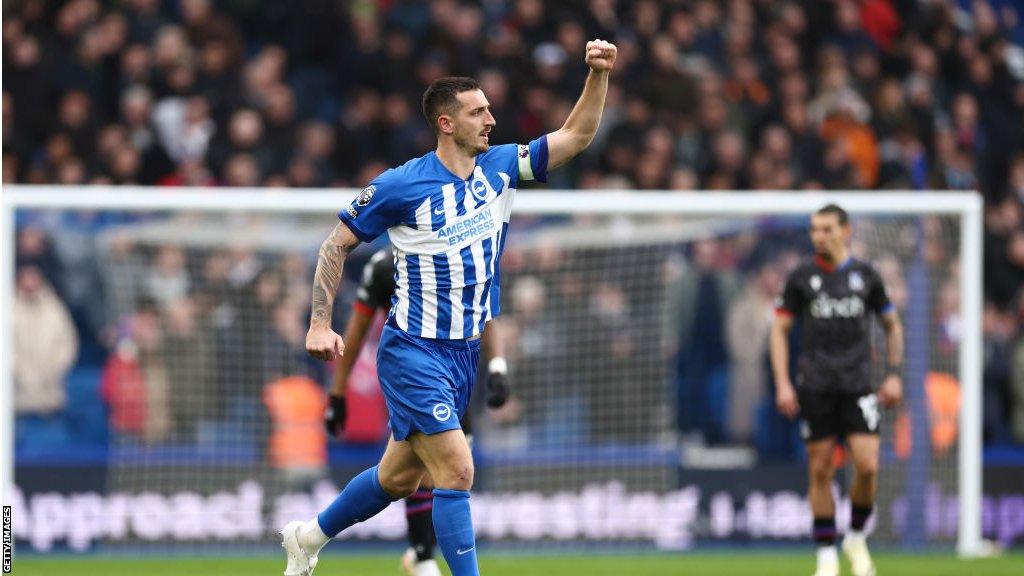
left=338, top=137, right=548, bottom=340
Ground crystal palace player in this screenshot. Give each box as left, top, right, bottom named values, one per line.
left=323, top=247, right=511, bottom=576
left=771, top=204, right=904, bottom=576
left=281, top=40, right=617, bottom=576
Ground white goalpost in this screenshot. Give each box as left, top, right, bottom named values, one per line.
left=0, top=186, right=983, bottom=556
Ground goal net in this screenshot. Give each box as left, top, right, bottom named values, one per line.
left=1, top=188, right=982, bottom=556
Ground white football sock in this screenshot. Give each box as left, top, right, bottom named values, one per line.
left=817, top=545, right=839, bottom=566
left=299, top=516, right=330, bottom=550
left=413, top=558, right=443, bottom=576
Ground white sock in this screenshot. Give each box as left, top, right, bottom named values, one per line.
left=817, top=545, right=839, bottom=566
left=847, top=529, right=865, bottom=540
left=299, top=516, right=330, bottom=550
left=413, top=559, right=442, bottom=576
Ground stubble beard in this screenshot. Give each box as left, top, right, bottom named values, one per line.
left=455, top=128, right=488, bottom=156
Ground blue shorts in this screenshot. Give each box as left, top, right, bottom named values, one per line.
left=376, top=323, right=480, bottom=441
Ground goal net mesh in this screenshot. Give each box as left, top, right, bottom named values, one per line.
left=9, top=202, right=963, bottom=553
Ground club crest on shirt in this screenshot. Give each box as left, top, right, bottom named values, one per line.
left=356, top=185, right=376, bottom=206
left=469, top=176, right=490, bottom=201
left=346, top=206, right=358, bottom=218
left=810, top=275, right=822, bottom=292
left=849, top=271, right=864, bottom=291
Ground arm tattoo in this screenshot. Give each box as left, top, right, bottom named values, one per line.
left=310, top=223, right=358, bottom=327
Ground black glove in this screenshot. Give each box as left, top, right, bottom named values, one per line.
left=485, top=370, right=510, bottom=408
left=325, top=394, right=347, bottom=439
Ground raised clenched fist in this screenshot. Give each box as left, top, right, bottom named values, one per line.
left=585, top=39, right=617, bottom=72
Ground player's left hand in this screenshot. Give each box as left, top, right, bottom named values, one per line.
left=585, top=39, right=617, bottom=72
left=324, top=394, right=347, bottom=439
left=486, top=371, right=510, bottom=408
left=878, top=374, right=903, bottom=407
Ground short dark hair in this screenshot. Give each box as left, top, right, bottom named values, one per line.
left=815, top=203, right=849, bottom=225
left=421, top=77, right=479, bottom=132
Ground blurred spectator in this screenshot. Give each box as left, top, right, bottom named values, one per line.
left=984, top=303, right=1017, bottom=443
left=726, top=263, right=781, bottom=443
left=261, top=84, right=298, bottom=172
left=100, top=336, right=146, bottom=437
left=180, top=0, right=244, bottom=73
left=101, top=235, right=144, bottom=334
left=985, top=196, right=1024, bottom=308
left=143, top=245, right=190, bottom=308
left=13, top=265, right=79, bottom=416
left=293, top=120, right=338, bottom=185
left=16, top=227, right=64, bottom=294
left=222, top=153, right=262, bottom=186
left=152, top=94, right=215, bottom=163
left=262, top=302, right=314, bottom=382
left=585, top=282, right=641, bottom=442
left=206, top=108, right=273, bottom=178
left=101, top=301, right=171, bottom=443
left=664, top=239, right=741, bottom=445
left=263, top=375, right=328, bottom=486
left=504, top=274, right=575, bottom=444
left=643, top=33, right=700, bottom=117
left=163, top=297, right=218, bottom=441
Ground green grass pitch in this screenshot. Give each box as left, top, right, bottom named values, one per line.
left=11, top=553, right=1023, bottom=575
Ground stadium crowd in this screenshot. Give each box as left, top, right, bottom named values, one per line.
left=6, top=0, right=1024, bottom=456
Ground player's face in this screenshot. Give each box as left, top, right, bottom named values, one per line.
left=810, top=213, right=849, bottom=259
left=450, top=89, right=495, bottom=155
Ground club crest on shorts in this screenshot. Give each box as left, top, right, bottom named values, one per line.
left=433, top=403, right=452, bottom=422
left=849, top=271, right=864, bottom=291
left=810, top=275, right=822, bottom=291
left=356, top=185, right=376, bottom=206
